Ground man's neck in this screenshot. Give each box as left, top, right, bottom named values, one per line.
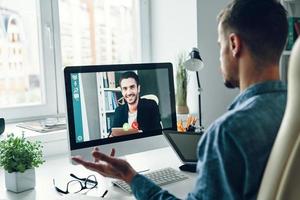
left=128, top=98, right=139, bottom=113
left=239, top=57, right=280, bottom=91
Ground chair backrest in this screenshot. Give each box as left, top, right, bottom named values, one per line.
left=140, top=94, right=163, bottom=128
left=257, top=38, right=300, bottom=200
left=141, top=94, right=159, bottom=105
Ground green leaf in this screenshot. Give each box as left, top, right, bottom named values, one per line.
left=0, top=134, right=45, bottom=172
left=175, top=52, right=188, bottom=106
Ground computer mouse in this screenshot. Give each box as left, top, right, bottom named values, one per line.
left=179, top=164, right=197, bottom=173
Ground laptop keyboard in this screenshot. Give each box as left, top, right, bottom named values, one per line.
left=112, top=167, right=188, bottom=193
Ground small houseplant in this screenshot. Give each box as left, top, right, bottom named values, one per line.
left=0, top=134, right=44, bottom=193
left=176, top=53, right=189, bottom=114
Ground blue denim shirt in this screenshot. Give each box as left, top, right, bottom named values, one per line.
left=130, top=81, right=287, bottom=200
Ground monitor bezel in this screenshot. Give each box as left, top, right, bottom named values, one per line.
left=64, top=62, right=177, bottom=150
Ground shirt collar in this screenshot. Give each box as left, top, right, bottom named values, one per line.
left=228, top=80, right=287, bottom=110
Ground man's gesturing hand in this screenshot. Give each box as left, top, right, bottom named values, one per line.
left=72, top=147, right=137, bottom=183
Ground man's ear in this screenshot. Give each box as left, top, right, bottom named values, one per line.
left=229, top=33, right=241, bottom=58
left=138, top=85, right=141, bottom=93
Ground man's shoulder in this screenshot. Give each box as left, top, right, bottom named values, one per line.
left=207, top=111, right=243, bottom=134
left=139, top=98, right=158, bottom=107
left=226, top=90, right=286, bottom=123
left=206, top=96, right=286, bottom=141
left=215, top=104, right=272, bottom=131
left=203, top=110, right=259, bottom=150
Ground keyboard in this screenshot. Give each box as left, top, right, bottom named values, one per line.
left=112, top=167, right=189, bottom=193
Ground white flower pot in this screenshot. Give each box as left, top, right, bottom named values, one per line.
left=5, top=168, right=36, bottom=193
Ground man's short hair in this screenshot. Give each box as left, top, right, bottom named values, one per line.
left=217, top=0, right=288, bottom=64
left=119, top=71, right=140, bottom=86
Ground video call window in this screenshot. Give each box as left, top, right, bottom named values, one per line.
left=70, top=68, right=173, bottom=143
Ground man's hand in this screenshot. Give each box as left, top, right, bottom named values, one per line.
left=72, top=147, right=137, bottom=183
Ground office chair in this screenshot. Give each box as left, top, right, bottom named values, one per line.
left=141, top=94, right=159, bottom=105
left=257, top=38, right=300, bottom=200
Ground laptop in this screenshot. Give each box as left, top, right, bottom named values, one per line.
left=163, top=130, right=203, bottom=172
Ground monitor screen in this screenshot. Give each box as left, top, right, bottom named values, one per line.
left=64, top=63, right=177, bottom=157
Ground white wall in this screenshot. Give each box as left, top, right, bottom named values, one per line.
left=196, top=1, right=238, bottom=126
left=149, top=0, right=200, bottom=124
left=150, top=0, right=239, bottom=127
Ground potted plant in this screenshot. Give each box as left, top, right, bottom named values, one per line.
left=0, top=134, right=44, bottom=193
left=176, top=53, right=189, bottom=114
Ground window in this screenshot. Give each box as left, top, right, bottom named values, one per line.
left=0, top=2, right=42, bottom=108
left=1, top=0, right=149, bottom=122
left=0, top=0, right=57, bottom=121
left=58, top=0, right=140, bottom=66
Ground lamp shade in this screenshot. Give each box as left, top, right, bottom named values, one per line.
left=183, top=47, right=204, bottom=71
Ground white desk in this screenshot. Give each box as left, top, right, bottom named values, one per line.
left=0, top=147, right=197, bottom=200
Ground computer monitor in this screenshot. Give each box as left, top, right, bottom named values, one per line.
left=64, top=63, right=177, bottom=161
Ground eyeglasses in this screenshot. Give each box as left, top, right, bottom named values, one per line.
left=53, top=173, right=98, bottom=194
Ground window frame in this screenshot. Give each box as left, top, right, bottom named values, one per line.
left=2, top=0, right=58, bottom=122
left=3, top=0, right=151, bottom=122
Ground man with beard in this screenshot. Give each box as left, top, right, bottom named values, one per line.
left=111, top=71, right=162, bottom=136
left=73, top=0, right=288, bottom=199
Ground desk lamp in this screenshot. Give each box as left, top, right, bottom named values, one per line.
left=183, top=47, right=204, bottom=131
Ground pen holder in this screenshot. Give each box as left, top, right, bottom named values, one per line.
left=0, top=118, right=5, bottom=135
left=177, top=115, right=200, bottom=133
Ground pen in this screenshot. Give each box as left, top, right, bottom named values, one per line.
left=137, top=169, right=150, bottom=173
left=102, top=190, right=108, bottom=198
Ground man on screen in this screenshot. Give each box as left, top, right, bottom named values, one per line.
left=111, top=71, right=162, bottom=136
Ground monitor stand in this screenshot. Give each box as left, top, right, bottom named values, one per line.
left=179, top=164, right=197, bottom=173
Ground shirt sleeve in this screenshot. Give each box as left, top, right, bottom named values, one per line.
left=130, top=172, right=203, bottom=200
left=130, top=174, right=181, bottom=200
